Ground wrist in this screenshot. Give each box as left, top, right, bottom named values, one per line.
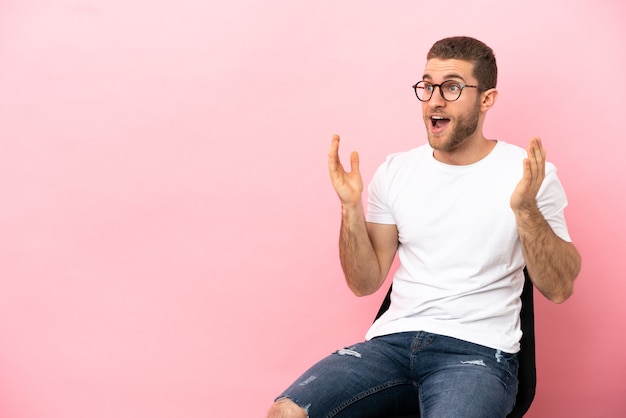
left=341, top=201, right=364, bottom=218
left=513, top=204, right=546, bottom=235
left=512, top=202, right=541, bottom=220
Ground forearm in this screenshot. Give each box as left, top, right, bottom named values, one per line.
left=515, top=206, right=581, bottom=303
left=339, top=203, right=386, bottom=296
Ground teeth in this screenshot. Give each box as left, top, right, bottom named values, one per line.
left=431, top=115, right=447, bottom=128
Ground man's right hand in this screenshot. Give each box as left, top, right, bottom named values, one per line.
left=328, top=134, right=363, bottom=208
left=328, top=134, right=398, bottom=296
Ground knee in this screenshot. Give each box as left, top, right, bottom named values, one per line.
left=266, top=398, right=308, bottom=418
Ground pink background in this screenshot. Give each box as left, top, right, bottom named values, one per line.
left=1, top=1, right=625, bottom=417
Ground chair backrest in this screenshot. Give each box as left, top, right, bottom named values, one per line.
left=509, top=267, right=536, bottom=417
left=374, top=267, right=536, bottom=418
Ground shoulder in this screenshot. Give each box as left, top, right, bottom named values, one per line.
left=493, top=141, right=526, bottom=160
left=495, top=141, right=558, bottom=174
left=498, top=141, right=556, bottom=174
left=369, top=145, right=431, bottom=186
left=381, top=144, right=431, bottom=169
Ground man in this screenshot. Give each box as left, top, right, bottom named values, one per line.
left=267, top=36, right=581, bottom=418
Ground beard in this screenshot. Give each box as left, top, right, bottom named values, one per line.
left=427, top=102, right=480, bottom=152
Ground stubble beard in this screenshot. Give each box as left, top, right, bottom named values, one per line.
left=427, top=103, right=481, bottom=152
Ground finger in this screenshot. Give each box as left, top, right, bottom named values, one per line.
left=529, top=137, right=545, bottom=181
left=331, top=134, right=340, bottom=150
left=530, top=137, right=543, bottom=159
left=521, top=157, right=532, bottom=187
left=329, top=134, right=340, bottom=160
left=526, top=137, right=540, bottom=181
left=350, top=151, right=360, bottom=175
left=328, top=134, right=342, bottom=174
left=535, top=137, right=546, bottom=179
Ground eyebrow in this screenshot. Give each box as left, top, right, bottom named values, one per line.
left=422, top=73, right=467, bottom=82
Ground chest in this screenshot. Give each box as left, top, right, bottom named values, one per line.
left=386, top=165, right=520, bottom=247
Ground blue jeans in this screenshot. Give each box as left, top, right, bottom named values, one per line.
left=276, top=331, right=518, bottom=418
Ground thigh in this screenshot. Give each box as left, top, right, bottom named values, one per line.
left=418, top=336, right=518, bottom=418
left=276, top=334, right=420, bottom=418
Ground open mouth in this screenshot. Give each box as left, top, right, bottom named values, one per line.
left=431, top=116, right=451, bottom=131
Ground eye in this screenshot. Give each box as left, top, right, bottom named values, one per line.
left=423, top=82, right=434, bottom=92
left=445, top=82, right=461, bottom=92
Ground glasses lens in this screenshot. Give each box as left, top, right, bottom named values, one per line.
left=441, top=81, right=462, bottom=101
left=414, top=81, right=432, bottom=101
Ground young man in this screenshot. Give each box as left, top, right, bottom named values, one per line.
left=267, top=36, right=581, bottom=418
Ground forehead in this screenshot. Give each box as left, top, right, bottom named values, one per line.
left=423, top=58, right=476, bottom=82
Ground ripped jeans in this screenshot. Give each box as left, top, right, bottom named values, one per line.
left=275, top=331, right=518, bottom=418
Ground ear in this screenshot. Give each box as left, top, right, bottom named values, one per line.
left=480, top=88, right=498, bottom=112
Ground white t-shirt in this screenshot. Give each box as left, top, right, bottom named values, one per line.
left=365, top=141, right=571, bottom=353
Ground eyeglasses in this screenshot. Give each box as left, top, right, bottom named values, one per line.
left=412, top=80, right=480, bottom=102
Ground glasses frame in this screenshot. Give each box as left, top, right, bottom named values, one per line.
left=412, top=80, right=482, bottom=102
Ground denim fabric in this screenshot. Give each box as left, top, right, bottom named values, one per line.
left=276, top=331, right=518, bottom=418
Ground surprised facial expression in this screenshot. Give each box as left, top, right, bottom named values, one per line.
left=421, top=59, right=482, bottom=152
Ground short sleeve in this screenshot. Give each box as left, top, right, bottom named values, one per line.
left=537, top=163, right=572, bottom=242
left=366, top=160, right=396, bottom=225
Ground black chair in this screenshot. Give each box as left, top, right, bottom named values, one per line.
left=374, top=268, right=536, bottom=418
